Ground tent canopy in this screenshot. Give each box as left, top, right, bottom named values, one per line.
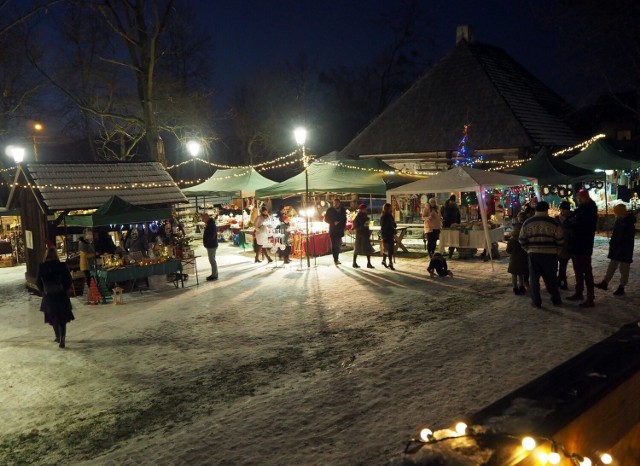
left=388, top=166, right=537, bottom=195
left=64, top=195, right=172, bottom=228
left=565, top=141, right=640, bottom=171
left=182, top=167, right=275, bottom=198
left=509, top=147, right=595, bottom=185
left=255, top=160, right=421, bottom=198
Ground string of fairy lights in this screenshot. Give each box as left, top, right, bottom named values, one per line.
left=0, top=133, right=625, bottom=191
left=407, top=422, right=613, bottom=466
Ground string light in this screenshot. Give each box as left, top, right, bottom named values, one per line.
left=405, top=422, right=615, bottom=466
left=552, top=134, right=605, bottom=156
left=166, top=149, right=303, bottom=171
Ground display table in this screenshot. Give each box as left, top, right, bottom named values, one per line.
left=291, top=232, right=332, bottom=258
left=92, top=259, right=184, bottom=291
left=439, top=227, right=504, bottom=250
left=369, top=226, right=409, bottom=253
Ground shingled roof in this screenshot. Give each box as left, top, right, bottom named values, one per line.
left=8, top=162, right=187, bottom=213
left=340, top=36, right=579, bottom=161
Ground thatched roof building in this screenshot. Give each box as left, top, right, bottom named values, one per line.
left=340, top=25, right=580, bottom=170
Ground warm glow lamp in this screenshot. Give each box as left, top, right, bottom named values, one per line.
left=521, top=437, right=536, bottom=451
left=454, top=422, right=467, bottom=436
left=600, top=453, right=612, bottom=464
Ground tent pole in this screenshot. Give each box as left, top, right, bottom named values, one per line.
left=603, top=173, right=609, bottom=237
left=477, top=187, right=494, bottom=271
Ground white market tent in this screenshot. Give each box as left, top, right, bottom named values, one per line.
left=182, top=167, right=275, bottom=198
left=388, top=166, right=539, bottom=267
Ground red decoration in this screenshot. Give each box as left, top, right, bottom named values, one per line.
left=87, top=277, right=102, bottom=305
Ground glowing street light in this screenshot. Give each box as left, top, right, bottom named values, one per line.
left=32, top=122, right=44, bottom=161
left=186, top=140, right=202, bottom=157
left=294, top=127, right=310, bottom=268
left=5, top=145, right=25, bottom=164
left=186, top=140, right=202, bottom=182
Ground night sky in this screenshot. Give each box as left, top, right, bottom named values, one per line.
left=198, top=0, right=574, bottom=106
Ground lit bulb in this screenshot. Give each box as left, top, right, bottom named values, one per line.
left=522, top=437, right=536, bottom=451
left=537, top=452, right=548, bottom=464
left=419, top=428, right=433, bottom=442
left=454, top=422, right=467, bottom=436
left=548, top=451, right=561, bottom=464
left=579, top=457, right=592, bottom=466
left=600, top=453, right=612, bottom=464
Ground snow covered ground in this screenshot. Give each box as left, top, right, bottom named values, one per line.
left=0, top=235, right=638, bottom=465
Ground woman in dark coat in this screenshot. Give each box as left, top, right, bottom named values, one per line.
left=595, top=204, right=636, bottom=296
left=353, top=204, right=375, bottom=269
left=36, top=248, right=74, bottom=348
left=380, top=202, right=397, bottom=270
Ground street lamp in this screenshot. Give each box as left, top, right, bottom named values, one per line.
left=5, top=145, right=25, bottom=164
left=294, top=127, right=311, bottom=268
left=32, top=122, right=44, bottom=161
left=186, top=140, right=202, bottom=182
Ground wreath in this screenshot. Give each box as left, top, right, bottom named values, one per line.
left=595, top=181, right=604, bottom=189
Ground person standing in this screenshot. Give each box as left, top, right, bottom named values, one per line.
left=201, top=212, right=218, bottom=281
left=78, top=235, right=95, bottom=287
left=441, top=195, right=461, bottom=258
left=36, top=248, right=74, bottom=349
left=565, top=189, right=598, bottom=307
left=253, top=206, right=273, bottom=263
left=380, top=202, right=397, bottom=270
left=353, top=204, right=374, bottom=269
left=324, top=198, right=347, bottom=266
left=506, top=222, right=528, bottom=295
left=595, top=204, right=636, bottom=296
left=518, top=201, right=564, bottom=308
left=555, top=201, right=572, bottom=290
left=422, top=197, right=442, bottom=257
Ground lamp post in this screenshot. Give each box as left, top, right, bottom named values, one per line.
left=187, top=140, right=202, bottom=182
left=294, top=127, right=311, bottom=268
left=5, top=145, right=25, bottom=164
left=32, top=122, right=43, bottom=161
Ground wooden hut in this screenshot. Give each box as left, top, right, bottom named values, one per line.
left=6, top=162, right=187, bottom=289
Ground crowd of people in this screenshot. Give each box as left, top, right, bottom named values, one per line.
left=35, top=192, right=636, bottom=349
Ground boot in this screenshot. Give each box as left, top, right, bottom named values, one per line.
left=613, top=285, right=625, bottom=296
left=388, top=260, right=395, bottom=271
left=381, top=255, right=388, bottom=268
left=58, top=324, right=66, bottom=349
left=513, top=287, right=521, bottom=295
left=518, top=285, right=526, bottom=295
left=579, top=299, right=595, bottom=308
left=352, top=262, right=360, bottom=269
left=53, top=326, right=60, bottom=343
left=566, top=293, right=584, bottom=301
left=595, top=280, right=608, bottom=290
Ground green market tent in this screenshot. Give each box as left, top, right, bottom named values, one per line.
left=509, top=147, right=595, bottom=185
left=565, top=141, right=640, bottom=171
left=64, top=195, right=172, bottom=227
left=182, top=167, right=276, bottom=198
left=254, top=160, right=421, bottom=198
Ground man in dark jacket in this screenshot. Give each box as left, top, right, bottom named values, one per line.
left=202, top=212, right=218, bottom=281
left=565, top=189, right=598, bottom=307
left=595, top=204, right=636, bottom=295
left=324, top=198, right=347, bottom=265
left=441, top=195, right=461, bottom=258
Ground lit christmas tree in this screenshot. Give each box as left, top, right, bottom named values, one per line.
left=455, top=124, right=483, bottom=166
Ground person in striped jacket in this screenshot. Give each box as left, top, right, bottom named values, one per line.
left=518, top=201, right=564, bottom=308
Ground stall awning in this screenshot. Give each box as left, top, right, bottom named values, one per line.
left=64, top=195, right=171, bottom=227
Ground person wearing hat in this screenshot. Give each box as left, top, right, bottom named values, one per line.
left=352, top=204, right=375, bottom=269
left=324, top=198, right=347, bottom=266
left=441, top=195, right=461, bottom=258
left=518, top=201, right=564, bottom=308
left=201, top=212, right=219, bottom=281
left=564, top=189, right=598, bottom=307
left=555, top=201, right=573, bottom=290
left=253, top=206, right=273, bottom=263
left=595, top=204, right=636, bottom=296
left=422, top=197, right=442, bottom=257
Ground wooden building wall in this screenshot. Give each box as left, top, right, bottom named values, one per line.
left=19, top=188, right=49, bottom=290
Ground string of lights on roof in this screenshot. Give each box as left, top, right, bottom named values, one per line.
left=317, top=159, right=428, bottom=177
left=165, top=148, right=304, bottom=171
left=407, top=422, right=613, bottom=466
